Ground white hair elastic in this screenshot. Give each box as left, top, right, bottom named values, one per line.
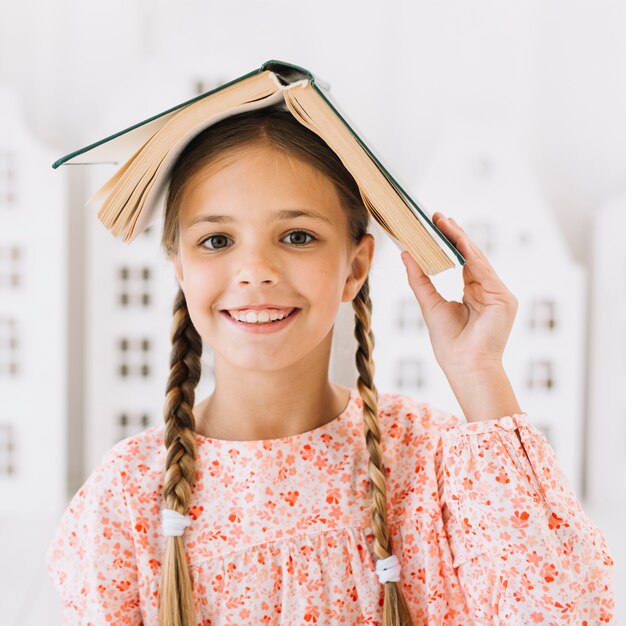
left=375, top=554, right=401, bottom=583
left=161, top=508, right=192, bottom=537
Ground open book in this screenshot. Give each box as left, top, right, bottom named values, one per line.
left=53, top=59, right=465, bottom=276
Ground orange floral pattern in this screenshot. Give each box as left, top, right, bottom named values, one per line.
left=45, top=389, right=616, bottom=624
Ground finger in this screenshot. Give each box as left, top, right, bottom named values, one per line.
left=433, top=213, right=482, bottom=261
left=434, top=213, right=511, bottom=293
left=401, top=250, right=446, bottom=318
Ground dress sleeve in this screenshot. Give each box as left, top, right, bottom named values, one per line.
left=45, top=446, right=143, bottom=625
left=432, top=407, right=617, bottom=624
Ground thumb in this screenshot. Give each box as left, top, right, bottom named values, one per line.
left=401, top=251, right=445, bottom=319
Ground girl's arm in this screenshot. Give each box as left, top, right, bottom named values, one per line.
left=401, top=213, right=616, bottom=621
left=434, top=403, right=616, bottom=623
left=45, top=447, right=144, bottom=625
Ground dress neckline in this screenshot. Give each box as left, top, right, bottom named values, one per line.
left=188, top=387, right=359, bottom=447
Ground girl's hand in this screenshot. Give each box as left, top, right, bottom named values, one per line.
left=400, top=212, right=519, bottom=378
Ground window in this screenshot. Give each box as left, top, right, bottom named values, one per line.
left=118, top=265, right=152, bottom=307
left=117, top=336, right=152, bottom=378
left=0, top=150, right=17, bottom=208
left=116, top=411, right=151, bottom=439
left=0, top=244, right=21, bottom=288
left=529, top=298, right=557, bottom=330
left=0, top=317, right=18, bottom=377
left=396, top=297, right=424, bottom=331
left=527, top=359, right=554, bottom=390
left=0, top=422, right=15, bottom=476
left=395, top=357, right=426, bottom=390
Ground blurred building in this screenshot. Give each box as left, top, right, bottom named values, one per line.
left=368, top=115, right=587, bottom=499
left=588, top=190, right=626, bottom=510
left=0, top=86, right=67, bottom=517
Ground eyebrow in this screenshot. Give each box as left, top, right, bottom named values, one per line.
left=186, top=208, right=333, bottom=228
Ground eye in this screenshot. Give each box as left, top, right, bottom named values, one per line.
left=200, top=230, right=317, bottom=251
left=282, top=230, right=317, bottom=246
left=200, top=234, right=230, bottom=251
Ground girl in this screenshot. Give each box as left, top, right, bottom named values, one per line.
left=46, top=106, right=616, bottom=625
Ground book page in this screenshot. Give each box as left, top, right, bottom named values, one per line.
left=129, top=89, right=288, bottom=238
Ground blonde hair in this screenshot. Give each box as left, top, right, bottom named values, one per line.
left=158, top=107, right=414, bottom=626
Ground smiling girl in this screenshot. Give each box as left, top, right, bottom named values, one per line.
left=46, top=106, right=616, bottom=625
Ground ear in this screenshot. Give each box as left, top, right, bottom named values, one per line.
left=342, top=233, right=375, bottom=302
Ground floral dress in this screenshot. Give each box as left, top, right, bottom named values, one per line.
left=45, top=388, right=616, bottom=624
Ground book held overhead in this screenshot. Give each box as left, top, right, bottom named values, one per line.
left=52, top=59, right=465, bottom=276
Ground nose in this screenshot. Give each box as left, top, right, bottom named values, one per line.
left=233, top=243, right=280, bottom=285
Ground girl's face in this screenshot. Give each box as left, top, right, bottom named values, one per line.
left=170, top=143, right=374, bottom=374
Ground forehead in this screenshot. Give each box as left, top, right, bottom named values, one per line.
left=177, top=144, right=348, bottom=228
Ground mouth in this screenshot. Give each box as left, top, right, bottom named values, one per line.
left=220, top=307, right=301, bottom=331
left=220, top=306, right=300, bottom=324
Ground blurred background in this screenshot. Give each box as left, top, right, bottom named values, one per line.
left=0, top=0, right=624, bottom=622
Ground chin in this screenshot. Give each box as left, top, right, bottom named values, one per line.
left=214, top=348, right=305, bottom=373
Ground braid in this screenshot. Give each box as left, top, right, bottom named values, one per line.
left=353, top=276, right=414, bottom=626
left=159, top=287, right=203, bottom=626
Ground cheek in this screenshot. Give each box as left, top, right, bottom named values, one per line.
left=181, top=264, right=220, bottom=309
left=301, top=259, right=346, bottom=302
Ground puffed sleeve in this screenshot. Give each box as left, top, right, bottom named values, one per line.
left=45, top=446, right=143, bottom=625
left=433, top=408, right=617, bottom=624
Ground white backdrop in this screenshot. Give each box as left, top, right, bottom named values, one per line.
left=0, top=1, right=624, bottom=623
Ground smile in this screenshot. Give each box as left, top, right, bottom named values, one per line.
left=220, top=308, right=301, bottom=334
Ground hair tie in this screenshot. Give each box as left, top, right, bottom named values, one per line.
left=375, top=554, right=401, bottom=583
left=161, top=508, right=192, bottom=537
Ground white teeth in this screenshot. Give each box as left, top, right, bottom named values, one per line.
left=229, top=309, right=289, bottom=324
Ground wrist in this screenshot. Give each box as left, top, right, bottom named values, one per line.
left=444, top=365, right=523, bottom=423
